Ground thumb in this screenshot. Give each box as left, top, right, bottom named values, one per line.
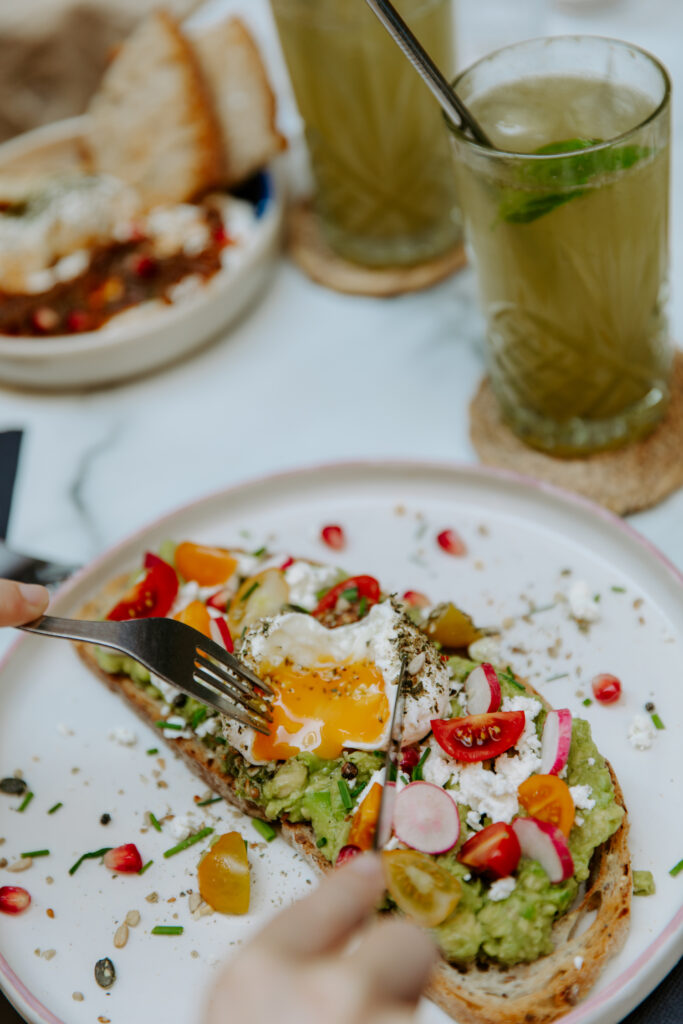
left=0, top=579, right=49, bottom=627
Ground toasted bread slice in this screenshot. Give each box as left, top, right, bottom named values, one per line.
left=74, top=569, right=631, bottom=1024
left=85, top=11, right=223, bottom=207
left=189, top=17, right=286, bottom=186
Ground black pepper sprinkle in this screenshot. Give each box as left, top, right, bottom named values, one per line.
left=100, top=813, right=111, bottom=826
left=94, top=958, right=116, bottom=989
left=0, top=777, right=27, bottom=796
left=645, top=702, right=655, bottom=713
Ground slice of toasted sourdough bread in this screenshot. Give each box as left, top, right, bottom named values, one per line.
left=75, top=571, right=631, bottom=1024
left=85, top=11, right=223, bottom=207
left=189, top=17, right=286, bottom=186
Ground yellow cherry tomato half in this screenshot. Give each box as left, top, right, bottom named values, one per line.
left=198, top=832, right=250, bottom=915
left=423, top=602, right=482, bottom=649
left=382, top=849, right=461, bottom=929
left=348, top=782, right=382, bottom=851
left=518, top=774, right=575, bottom=837
left=174, top=600, right=212, bottom=638
left=175, top=542, right=238, bottom=587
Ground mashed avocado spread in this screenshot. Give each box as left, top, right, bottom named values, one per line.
left=95, top=646, right=623, bottom=967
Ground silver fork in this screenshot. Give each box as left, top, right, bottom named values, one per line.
left=17, top=615, right=274, bottom=734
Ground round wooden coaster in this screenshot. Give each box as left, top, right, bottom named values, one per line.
left=469, top=349, right=683, bottom=515
left=286, top=199, right=467, bottom=297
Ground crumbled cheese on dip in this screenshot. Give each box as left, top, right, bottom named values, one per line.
left=283, top=560, right=341, bottom=611
left=488, top=876, right=516, bottom=901
left=628, top=714, right=656, bottom=750
left=569, top=784, right=595, bottom=811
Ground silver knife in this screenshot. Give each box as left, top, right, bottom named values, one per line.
left=374, top=656, right=408, bottom=850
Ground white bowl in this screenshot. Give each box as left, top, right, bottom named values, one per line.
left=0, top=117, right=284, bottom=391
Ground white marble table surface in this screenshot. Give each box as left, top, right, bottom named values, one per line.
left=1, top=0, right=682, bottom=626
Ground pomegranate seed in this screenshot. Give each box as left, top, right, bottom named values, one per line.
left=280, top=556, right=295, bottom=571
left=206, top=588, right=229, bottom=612
left=0, top=886, right=31, bottom=915
left=66, top=309, right=92, bottom=333
left=436, top=528, right=467, bottom=557
left=32, top=307, right=59, bottom=332
left=591, top=673, right=622, bottom=705
left=132, top=254, right=157, bottom=278
left=321, top=525, right=345, bottom=551
left=335, top=844, right=362, bottom=867
left=103, top=844, right=143, bottom=874
left=402, top=590, right=430, bottom=608
left=400, top=747, right=420, bottom=772
left=210, top=616, right=234, bottom=653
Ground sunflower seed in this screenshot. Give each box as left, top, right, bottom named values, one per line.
left=113, top=923, right=129, bottom=949
left=125, top=909, right=140, bottom=928
left=407, top=652, right=426, bottom=676
left=7, top=858, right=32, bottom=872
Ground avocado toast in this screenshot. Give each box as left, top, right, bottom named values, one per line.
left=74, top=542, right=631, bottom=1024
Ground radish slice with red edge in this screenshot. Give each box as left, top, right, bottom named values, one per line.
left=512, top=817, right=574, bottom=883
left=210, top=617, right=234, bottom=653
left=540, top=709, right=572, bottom=775
left=464, top=663, right=501, bottom=715
left=394, top=781, right=460, bottom=855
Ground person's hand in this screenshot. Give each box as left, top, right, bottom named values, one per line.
left=205, top=852, right=437, bottom=1024
left=0, top=579, right=49, bottom=627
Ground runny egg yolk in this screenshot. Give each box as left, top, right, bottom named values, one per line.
left=252, top=658, right=390, bottom=761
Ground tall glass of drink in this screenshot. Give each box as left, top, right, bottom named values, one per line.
left=270, top=0, right=462, bottom=267
left=447, top=36, right=671, bottom=455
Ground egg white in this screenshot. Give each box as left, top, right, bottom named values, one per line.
left=222, top=601, right=450, bottom=765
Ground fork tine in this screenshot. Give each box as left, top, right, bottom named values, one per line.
left=191, top=673, right=272, bottom=734
left=194, top=638, right=274, bottom=696
left=193, top=664, right=273, bottom=722
left=194, top=650, right=259, bottom=701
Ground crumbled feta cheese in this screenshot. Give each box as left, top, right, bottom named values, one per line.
left=169, top=815, right=196, bottom=842
left=567, top=581, right=600, bottom=623
left=195, top=715, right=220, bottom=739
left=466, top=810, right=483, bottom=832
left=151, top=673, right=180, bottom=706
left=283, top=561, right=341, bottom=611
left=569, top=784, right=595, bottom=811
left=108, top=727, right=137, bottom=747
left=488, top=876, right=516, bottom=901
left=587, top=757, right=595, bottom=766
left=468, top=635, right=502, bottom=663
left=575, top=815, right=584, bottom=826
left=628, top=714, right=656, bottom=750
left=574, top=956, right=584, bottom=970
left=164, top=716, right=193, bottom=740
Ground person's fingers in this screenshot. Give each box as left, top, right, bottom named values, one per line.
left=349, top=917, right=438, bottom=1005
left=260, top=853, right=386, bottom=959
left=0, top=579, right=49, bottom=627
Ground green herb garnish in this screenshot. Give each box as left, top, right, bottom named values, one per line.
left=240, top=581, right=260, bottom=602
left=190, top=707, right=208, bottom=731
left=155, top=721, right=183, bottom=731
left=358, top=596, right=368, bottom=618
left=139, top=859, right=154, bottom=876
left=17, top=791, right=34, bottom=812
left=47, top=802, right=63, bottom=815
left=651, top=713, right=665, bottom=730
left=252, top=546, right=268, bottom=558
left=582, top=698, right=593, bottom=706
left=252, top=819, right=276, bottom=842
left=151, top=926, right=183, bottom=936
left=69, top=847, right=113, bottom=876
left=146, top=748, right=159, bottom=756
left=611, top=586, right=627, bottom=593
left=338, top=778, right=353, bottom=812
left=499, top=667, right=525, bottom=692
left=149, top=812, right=162, bottom=832
left=412, top=747, right=431, bottom=782
left=163, top=827, right=214, bottom=859
left=196, top=795, right=223, bottom=807
left=21, top=849, right=49, bottom=858
left=669, top=858, right=683, bottom=877
left=340, top=587, right=359, bottom=603
left=316, top=837, right=327, bottom=848
left=546, top=673, right=569, bottom=683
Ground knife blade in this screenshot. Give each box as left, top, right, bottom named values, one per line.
left=373, top=656, right=408, bottom=850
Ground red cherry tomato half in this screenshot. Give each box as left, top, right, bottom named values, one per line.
left=107, top=552, right=178, bottom=621
left=458, top=822, right=521, bottom=879
left=436, top=529, right=467, bottom=557
left=591, top=673, right=622, bottom=704
left=320, top=524, right=345, bottom=550
left=312, top=575, right=381, bottom=618
left=430, top=711, right=526, bottom=762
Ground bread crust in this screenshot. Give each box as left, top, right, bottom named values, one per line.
left=74, top=571, right=631, bottom=1024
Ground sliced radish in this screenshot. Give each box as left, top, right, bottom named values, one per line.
left=512, top=817, right=574, bottom=883
left=394, top=782, right=460, bottom=855
left=464, top=663, right=501, bottom=715
left=540, top=709, right=573, bottom=775
left=321, top=524, right=345, bottom=550
left=206, top=588, right=230, bottom=612
left=210, top=617, right=234, bottom=653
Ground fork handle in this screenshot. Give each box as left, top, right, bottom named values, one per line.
left=18, top=615, right=124, bottom=650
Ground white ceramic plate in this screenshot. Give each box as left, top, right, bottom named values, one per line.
left=0, top=462, right=681, bottom=1024
left=0, top=117, right=283, bottom=391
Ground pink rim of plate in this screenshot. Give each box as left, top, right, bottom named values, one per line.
left=0, top=458, right=680, bottom=1024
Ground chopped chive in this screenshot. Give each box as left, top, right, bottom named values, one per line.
left=139, top=859, right=154, bottom=876
left=21, top=849, right=49, bottom=858
left=155, top=721, right=183, bottom=730
left=214, top=736, right=227, bottom=745
left=338, top=778, right=353, bottom=812
left=163, top=827, right=214, bottom=859
left=315, top=586, right=331, bottom=602
left=47, top=802, right=63, bottom=815
left=69, top=847, right=113, bottom=876
left=358, top=596, right=368, bottom=618
left=611, top=586, right=626, bottom=593
left=546, top=673, right=569, bottom=683
left=149, top=812, right=162, bottom=832
left=286, top=603, right=310, bottom=614
left=528, top=602, right=555, bottom=616
left=582, top=698, right=593, bottom=706
left=669, top=858, right=683, bottom=877
left=240, top=581, right=260, bottom=602
left=387, top=763, right=398, bottom=783
left=190, top=707, right=207, bottom=731
left=146, top=748, right=159, bottom=756
left=340, top=587, right=359, bottom=602
left=412, top=747, right=431, bottom=782
left=151, top=926, right=183, bottom=936
left=651, top=713, right=665, bottom=730
left=593, top=593, right=601, bottom=602
left=252, top=819, right=276, bottom=842
left=196, top=795, right=222, bottom=807
left=316, top=837, right=327, bottom=848
left=500, top=667, right=525, bottom=692
left=251, top=546, right=267, bottom=558
left=17, top=791, right=34, bottom=812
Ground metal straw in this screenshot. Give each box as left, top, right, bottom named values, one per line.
left=363, top=0, right=493, bottom=147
